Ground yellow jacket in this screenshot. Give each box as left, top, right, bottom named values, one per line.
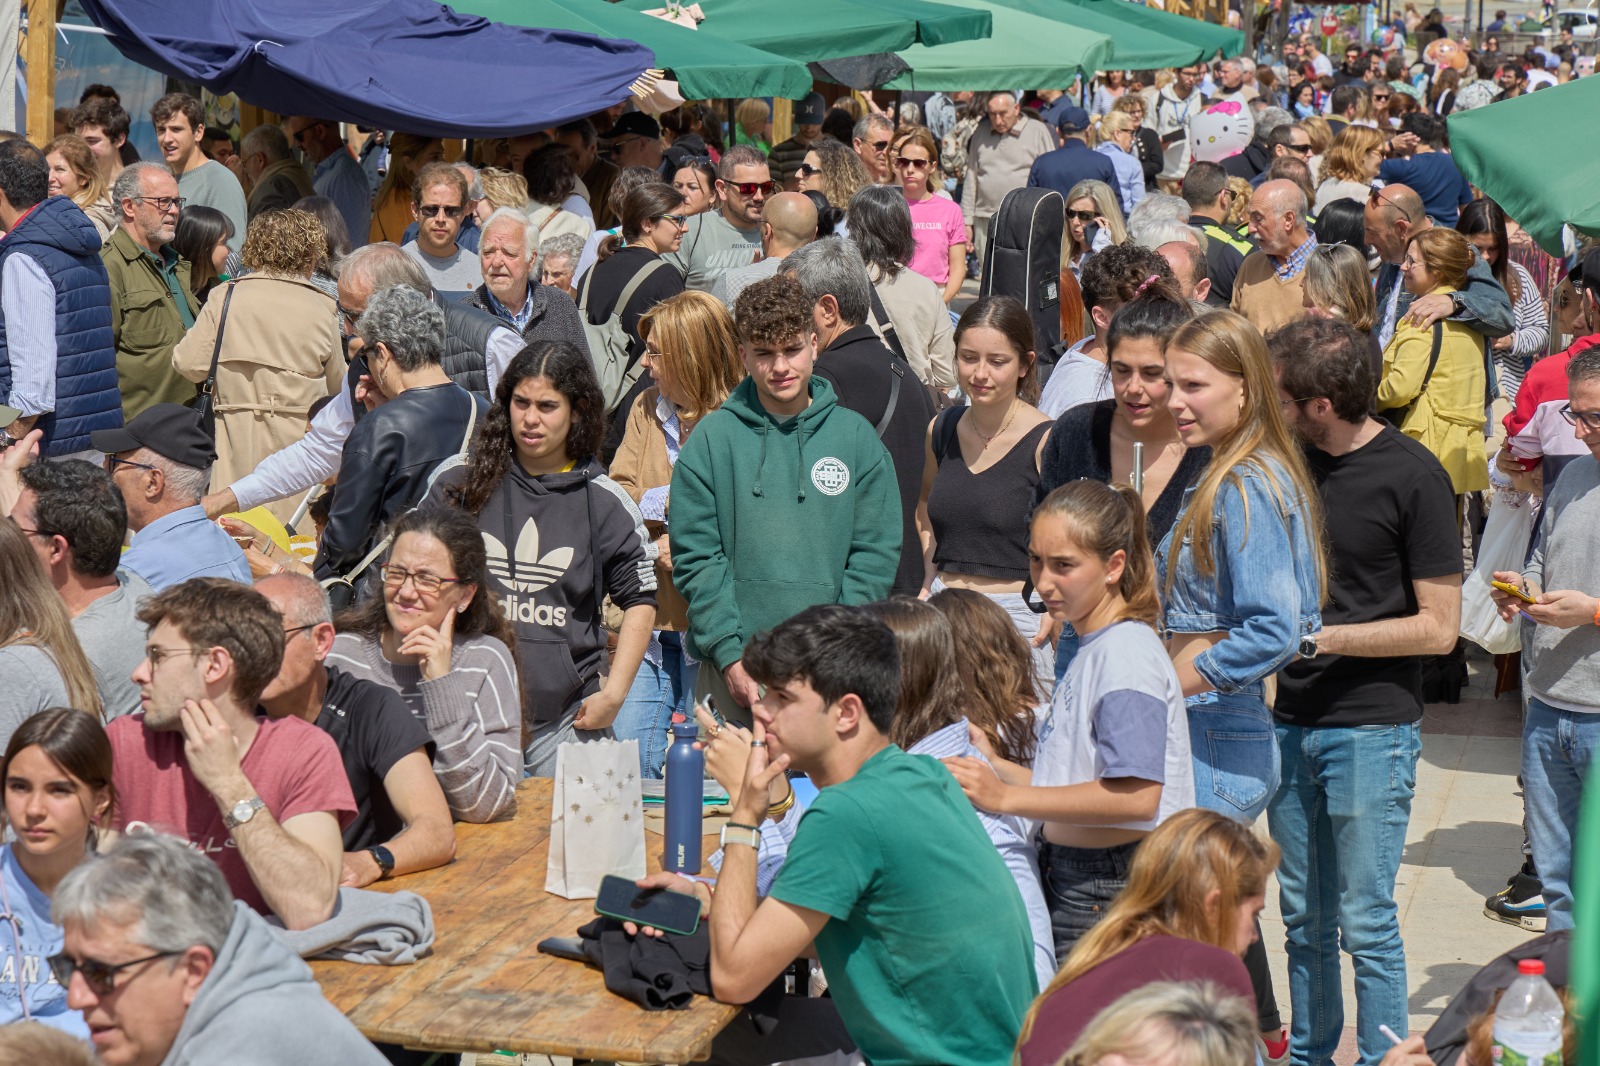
left=1377, top=287, right=1489, bottom=493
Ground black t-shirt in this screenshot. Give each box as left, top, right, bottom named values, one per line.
left=1275, top=423, right=1460, bottom=726
left=316, top=665, right=436, bottom=850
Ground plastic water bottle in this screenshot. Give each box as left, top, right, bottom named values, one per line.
left=1491, top=959, right=1564, bottom=1066
left=662, top=715, right=703, bottom=873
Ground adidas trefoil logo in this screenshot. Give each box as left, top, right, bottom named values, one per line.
left=483, top=518, right=573, bottom=594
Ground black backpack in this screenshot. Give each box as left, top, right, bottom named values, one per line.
left=980, top=186, right=1064, bottom=379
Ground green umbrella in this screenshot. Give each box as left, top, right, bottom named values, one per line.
left=450, top=0, right=811, bottom=100
left=614, top=0, right=993, bottom=63
left=1448, top=80, right=1598, bottom=255
left=1061, top=0, right=1244, bottom=62
left=990, top=0, right=1218, bottom=69
left=886, top=0, right=1113, bottom=91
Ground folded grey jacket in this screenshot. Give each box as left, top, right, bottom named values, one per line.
left=271, top=886, right=435, bottom=965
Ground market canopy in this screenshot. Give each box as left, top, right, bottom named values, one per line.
left=450, top=0, right=811, bottom=100
left=615, top=0, right=994, bottom=64
left=990, top=0, right=1221, bottom=69
left=1449, top=80, right=1596, bottom=255
left=886, top=0, right=1114, bottom=91
left=78, top=0, right=655, bottom=138
left=1062, top=0, right=1244, bottom=63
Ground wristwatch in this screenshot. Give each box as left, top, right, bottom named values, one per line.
left=223, top=795, right=266, bottom=829
left=719, top=824, right=761, bottom=850
left=1449, top=292, right=1466, bottom=317
left=367, top=844, right=396, bottom=879
left=1298, top=634, right=1320, bottom=660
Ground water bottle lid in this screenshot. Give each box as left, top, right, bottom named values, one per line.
left=1518, top=959, right=1545, bottom=975
left=670, top=719, right=698, bottom=737
left=671, top=713, right=687, bottom=724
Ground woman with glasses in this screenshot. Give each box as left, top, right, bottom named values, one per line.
left=438, top=343, right=657, bottom=778
left=0, top=708, right=113, bottom=1035
left=1312, top=126, right=1385, bottom=215
left=795, top=138, right=873, bottom=237
left=1458, top=199, right=1548, bottom=404
left=1095, top=111, right=1146, bottom=219
left=1367, top=82, right=1395, bottom=128
left=1110, top=96, right=1163, bottom=192
left=894, top=127, right=968, bottom=304
left=1379, top=228, right=1490, bottom=495
left=1063, top=179, right=1127, bottom=278
left=173, top=208, right=343, bottom=526
left=329, top=507, right=520, bottom=822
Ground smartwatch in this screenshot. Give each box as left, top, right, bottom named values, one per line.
left=367, top=844, right=396, bottom=879
left=719, top=824, right=761, bottom=850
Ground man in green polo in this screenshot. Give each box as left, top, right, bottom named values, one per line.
left=102, top=161, right=200, bottom=420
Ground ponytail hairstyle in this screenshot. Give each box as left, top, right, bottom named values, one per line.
left=1104, top=277, right=1194, bottom=356
left=1033, top=481, right=1160, bottom=628
left=598, top=182, right=686, bottom=262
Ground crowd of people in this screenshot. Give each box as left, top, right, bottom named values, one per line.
left=0, top=25, right=1588, bottom=1066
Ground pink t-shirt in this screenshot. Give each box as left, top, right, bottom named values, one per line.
left=109, top=713, right=355, bottom=916
left=906, top=193, right=968, bottom=286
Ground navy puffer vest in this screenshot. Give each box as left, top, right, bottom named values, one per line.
left=0, top=196, right=121, bottom=455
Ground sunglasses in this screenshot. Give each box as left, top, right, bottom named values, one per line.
left=895, top=157, right=932, bottom=170
left=869, top=139, right=892, bottom=151
left=795, top=162, right=821, bottom=178
left=49, top=950, right=180, bottom=996
left=418, top=204, right=464, bottom=219
left=1367, top=185, right=1414, bottom=223
left=1066, top=209, right=1098, bottom=223
left=726, top=180, right=777, bottom=198
left=653, top=213, right=689, bottom=226
left=1285, top=143, right=1313, bottom=155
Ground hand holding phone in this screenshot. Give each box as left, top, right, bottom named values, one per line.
left=594, top=874, right=703, bottom=937
left=1490, top=579, right=1537, bottom=604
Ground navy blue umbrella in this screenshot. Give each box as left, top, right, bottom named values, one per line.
left=78, top=0, right=657, bottom=137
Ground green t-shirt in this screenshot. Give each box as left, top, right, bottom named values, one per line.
left=769, top=745, right=1038, bottom=1066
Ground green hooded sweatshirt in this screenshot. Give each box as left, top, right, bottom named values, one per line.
left=669, top=375, right=901, bottom=671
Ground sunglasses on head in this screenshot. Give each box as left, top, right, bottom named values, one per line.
left=1367, top=185, right=1414, bottom=224
left=726, top=180, right=777, bottom=197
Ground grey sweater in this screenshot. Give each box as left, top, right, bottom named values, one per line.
left=328, top=632, right=521, bottom=822
left=1524, top=456, right=1600, bottom=710
left=0, top=645, right=70, bottom=753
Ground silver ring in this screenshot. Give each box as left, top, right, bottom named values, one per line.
left=750, top=740, right=767, bottom=748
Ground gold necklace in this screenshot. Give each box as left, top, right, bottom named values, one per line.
left=974, top=399, right=1017, bottom=445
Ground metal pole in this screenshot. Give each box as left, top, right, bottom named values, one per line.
left=1131, top=441, right=1145, bottom=495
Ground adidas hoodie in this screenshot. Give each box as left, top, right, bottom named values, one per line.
left=439, top=457, right=656, bottom=725
left=669, top=375, right=902, bottom=673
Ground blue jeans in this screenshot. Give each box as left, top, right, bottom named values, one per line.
left=1039, top=838, right=1140, bottom=962
left=1268, top=722, right=1420, bottom=1066
left=1187, top=690, right=1280, bottom=823
left=1522, top=696, right=1600, bottom=931
left=612, top=631, right=698, bottom=779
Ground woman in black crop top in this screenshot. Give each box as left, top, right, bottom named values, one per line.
left=917, top=296, right=1056, bottom=683
left=1034, top=284, right=1207, bottom=678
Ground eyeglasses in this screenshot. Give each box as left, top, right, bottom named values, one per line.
left=48, top=950, right=180, bottom=997
left=144, top=645, right=211, bottom=670
left=794, top=162, right=821, bottom=178
left=104, top=455, right=159, bottom=476
left=1559, top=403, right=1600, bottom=430
left=337, top=302, right=362, bottom=329
left=131, top=195, right=185, bottom=213
left=1066, top=209, right=1098, bottom=223
left=6, top=514, right=51, bottom=539
left=380, top=564, right=463, bottom=596
left=417, top=204, right=465, bottom=219
left=290, top=121, right=327, bottom=145
left=725, top=180, right=776, bottom=198
left=1367, top=185, right=1414, bottom=224
left=1372, top=93, right=1391, bottom=102
left=283, top=623, right=318, bottom=640
left=1279, top=396, right=1318, bottom=408
left=653, top=213, right=689, bottom=227
left=895, top=157, right=932, bottom=170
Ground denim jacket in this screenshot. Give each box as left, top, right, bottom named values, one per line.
left=1158, top=458, right=1322, bottom=695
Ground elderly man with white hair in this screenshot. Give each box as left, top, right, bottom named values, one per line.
left=464, top=206, right=589, bottom=344
left=54, top=833, right=387, bottom=1066
left=1232, top=178, right=1317, bottom=334
left=962, top=91, right=1055, bottom=274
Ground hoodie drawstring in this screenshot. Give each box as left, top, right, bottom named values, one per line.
left=751, top=421, right=769, bottom=498
left=795, top=421, right=808, bottom=502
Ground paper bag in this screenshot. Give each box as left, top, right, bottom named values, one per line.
left=545, top=738, right=647, bottom=899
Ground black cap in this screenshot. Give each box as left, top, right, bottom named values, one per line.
left=1574, top=247, right=1600, bottom=293
left=608, top=111, right=661, bottom=141
left=1055, top=106, right=1092, bottom=135
left=91, top=403, right=217, bottom=468
left=795, top=92, right=827, bottom=125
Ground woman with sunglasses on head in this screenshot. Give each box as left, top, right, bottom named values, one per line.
left=1458, top=199, right=1548, bottom=404
left=671, top=158, right=719, bottom=217
left=0, top=708, right=113, bottom=1035
left=894, top=127, right=968, bottom=305
left=330, top=508, right=521, bottom=822
left=439, top=342, right=657, bottom=779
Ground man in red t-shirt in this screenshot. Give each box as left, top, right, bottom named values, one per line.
left=109, top=577, right=354, bottom=930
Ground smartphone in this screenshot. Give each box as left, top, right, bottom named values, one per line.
left=1490, top=579, right=1537, bottom=604
left=1082, top=221, right=1101, bottom=249
left=594, top=874, right=702, bottom=936
left=536, top=936, right=591, bottom=964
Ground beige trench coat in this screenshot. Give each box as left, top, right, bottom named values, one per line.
left=173, top=274, right=343, bottom=524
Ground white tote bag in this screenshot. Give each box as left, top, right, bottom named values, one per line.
left=1460, top=492, right=1538, bottom=656
left=545, top=738, right=647, bottom=900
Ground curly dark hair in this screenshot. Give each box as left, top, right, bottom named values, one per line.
left=523, top=143, right=576, bottom=207
left=333, top=507, right=516, bottom=656
left=451, top=342, right=607, bottom=515
left=733, top=273, right=814, bottom=348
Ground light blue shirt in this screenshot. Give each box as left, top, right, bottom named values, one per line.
left=123, top=504, right=251, bottom=592
left=314, top=150, right=374, bottom=250
left=0, top=844, right=87, bottom=1036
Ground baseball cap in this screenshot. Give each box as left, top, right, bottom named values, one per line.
left=608, top=111, right=661, bottom=141
left=1055, top=106, right=1092, bottom=135
left=90, top=403, right=217, bottom=468
left=795, top=92, right=827, bottom=126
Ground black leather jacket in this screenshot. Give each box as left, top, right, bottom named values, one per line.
left=314, top=382, right=486, bottom=581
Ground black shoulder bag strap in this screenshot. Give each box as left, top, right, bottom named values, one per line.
left=868, top=284, right=908, bottom=362
left=1388, top=319, right=1445, bottom=425
left=875, top=360, right=904, bottom=439
left=192, top=282, right=236, bottom=435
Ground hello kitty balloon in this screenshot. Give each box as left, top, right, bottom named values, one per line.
left=1189, top=100, right=1254, bottom=164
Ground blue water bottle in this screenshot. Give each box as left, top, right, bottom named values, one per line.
left=663, top=713, right=703, bottom=873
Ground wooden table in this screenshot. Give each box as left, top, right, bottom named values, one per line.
left=312, top=778, right=739, bottom=1061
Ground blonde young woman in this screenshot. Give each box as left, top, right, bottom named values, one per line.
left=172, top=209, right=343, bottom=525
left=1063, top=179, right=1128, bottom=277
left=0, top=522, right=103, bottom=750
left=1298, top=115, right=1333, bottom=184
left=369, top=133, right=444, bottom=244
left=1302, top=243, right=1379, bottom=332
left=608, top=291, right=743, bottom=777
left=472, top=166, right=531, bottom=224
left=1095, top=111, right=1146, bottom=219
left=45, top=135, right=114, bottom=239
left=1312, top=125, right=1385, bottom=214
